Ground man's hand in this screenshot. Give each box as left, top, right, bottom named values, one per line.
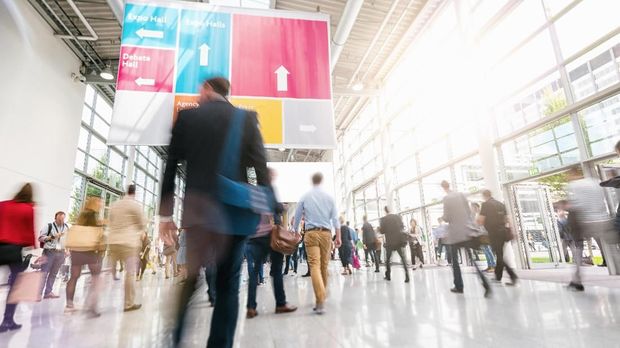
left=159, top=221, right=178, bottom=246
left=334, top=237, right=342, bottom=249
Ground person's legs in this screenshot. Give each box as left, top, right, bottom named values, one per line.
left=384, top=248, right=394, bottom=280
left=283, top=255, right=290, bottom=274
left=466, top=248, right=491, bottom=296
left=65, top=264, right=82, bottom=307
left=205, top=265, right=217, bottom=304
left=292, top=249, right=299, bottom=273
left=269, top=248, right=286, bottom=307
left=561, top=239, right=571, bottom=263
left=305, top=232, right=324, bottom=305
left=571, top=242, right=584, bottom=286
left=207, top=235, right=246, bottom=348
left=492, top=240, right=504, bottom=281
left=409, top=242, right=416, bottom=266
left=318, top=232, right=332, bottom=300
left=482, top=245, right=495, bottom=269
left=450, top=246, right=463, bottom=290
left=85, top=260, right=102, bottom=314
left=397, top=247, right=410, bottom=281
left=415, top=246, right=425, bottom=265
left=2, top=261, right=23, bottom=326
left=245, top=239, right=266, bottom=310
left=123, top=249, right=139, bottom=308
left=372, top=249, right=380, bottom=272
left=42, top=251, right=65, bottom=296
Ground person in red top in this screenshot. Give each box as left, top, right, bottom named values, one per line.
left=0, top=183, right=36, bottom=333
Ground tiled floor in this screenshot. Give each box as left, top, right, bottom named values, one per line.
left=1, top=261, right=620, bottom=348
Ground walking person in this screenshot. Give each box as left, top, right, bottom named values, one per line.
left=0, top=184, right=36, bottom=332
left=176, top=229, right=187, bottom=283
left=39, top=211, right=69, bottom=299
left=108, top=184, right=145, bottom=312
left=440, top=181, right=490, bottom=297
left=477, top=190, right=518, bottom=286
left=556, top=203, right=573, bottom=263
left=137, top=233, right=151, bottom=280
left=159, top=77, right=274, bottom=348
left=408, top=219, right=425, bottom=270
left=293, top=173, right=341, bottom=314
left=362, top=216, right=379, bottom=272
left=338, top=217, right=354, bottom=275
left=283, top=248, right=298, bottom=275
left=379, top=207, right=410, bottom=283
left=64, top=196, right=105, bottom=317
left=471, top=202, right=496, bottom=273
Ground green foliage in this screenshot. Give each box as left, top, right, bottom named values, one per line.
left=537, top=172, right=568, bottom=201
left=542, top=87, right=567, bottom=117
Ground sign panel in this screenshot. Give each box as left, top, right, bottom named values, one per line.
left=109, top=0, right=336, bottom=148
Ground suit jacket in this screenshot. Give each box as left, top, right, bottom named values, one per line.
left=160, top=101, right=270, bottom=230
left=108, top=197, right=146, bottom=248
left=379, top=214, right=404, bottom=248
left=442, top=191, right=473, bottom=245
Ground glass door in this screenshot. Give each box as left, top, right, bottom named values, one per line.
left=84, top=181, right=121, bottom=220
left=511, top=184, right=563, bottom=269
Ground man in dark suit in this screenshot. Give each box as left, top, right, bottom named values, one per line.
left=362, top=215, right=379, bottom=272
left=159, top=77, right=270, bottom=348
left=379, top=207, right=410, bottom=283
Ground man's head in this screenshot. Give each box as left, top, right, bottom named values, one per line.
left=200, top=77, right=230, bottom=102
left=384, top=206, right=390, bottom=215
left=127, top=184, right=136, bottom=197
left=54, top=211, right=65, bottom=225
left=440, top=180, right=450, bottom=193
left=346, top=221, right=350, bottom=226
left=311, top=172, right=323, bottom=186
left=363, top=215, right=368, bottom=222
left=482, top=189, right=492, bottom=201
left=410, top=218, right=417, bottom=227
left=555, top=200, right=569, bottom=217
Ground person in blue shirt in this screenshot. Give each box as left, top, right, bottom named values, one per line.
left=293, top=173, right=341, bottom=314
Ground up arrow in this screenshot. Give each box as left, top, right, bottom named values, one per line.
left=136, top=28, right=164, bottom=39
left=135, top=77, right=155, bottom=86
left=199, top=44, right=210, bottom=67
left=275, top=65, right=290, bottom=92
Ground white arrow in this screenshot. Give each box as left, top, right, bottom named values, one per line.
left=275, top=65, right=290, bottom=92
left=135, top=77, right=155, bottom=86
left=199, top=44, right=210, bottom=67
left=136, top=28, right=164, bottom=39
left=299, top=124, right=317, bottom=133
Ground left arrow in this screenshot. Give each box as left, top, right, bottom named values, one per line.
left=199, top=44, right=210, bottom=67
left=136, top=28, right=164, bottom=39
left=135, top=77, right=155, bottom=86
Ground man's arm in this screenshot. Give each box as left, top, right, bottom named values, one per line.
left=243, top=111, right=269, bottom=186
left=477, top=202, right=487, bottom=226
left=293, top=199, right=304, bottom=232
left=330, top=198, right=342, bottom=248
left=160, top=113, right=186, bottom=218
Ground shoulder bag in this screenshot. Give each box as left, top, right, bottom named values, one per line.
left=65, top=225, right=104, bottom=251
left=216, top=108, right=274, bottom=236
left=270, top=225, right=302, bottom=255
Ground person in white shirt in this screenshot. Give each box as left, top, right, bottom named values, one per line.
left=39, top=211, right=68, bottom=299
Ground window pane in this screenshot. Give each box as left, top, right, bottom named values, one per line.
left=78, top=127, right=89, bottom=151
left=454, top=155, right=484, bottom=194
left=579, top=94, right=620, bottom=157
left=394, top=156, right=417, bottom=185
left=82, top=105, right=93, bottom=126
left=85, top=85, right=95, bottom=106
left=93, top=115, right=110, bottom=138
left=418, top=140, right=449, bottom=173
left=95, top=94, right=113, bottom=123
left=421, top=169, right=451, bottom=205
left=109, top=150, right=124, bottom=173
left=89, top=136, right=108, bottom=162
left=397, top=181, right=421, bottom=211
left=555, top=0, right=620, bottom=58
left=74, top=150, right=86, bottom=171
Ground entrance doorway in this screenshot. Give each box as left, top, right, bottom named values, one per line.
left=511, top=183, right=563, bottom=269
left=85, top=180, right=121, bottom=220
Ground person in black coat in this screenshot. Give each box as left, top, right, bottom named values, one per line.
left=338, top=217, right=353, bottom=275
left=158, top=77, right=272, bottom=348
left=379, top=206, right=409, bottom=283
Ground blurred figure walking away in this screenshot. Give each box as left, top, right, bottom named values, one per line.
left=338, top=217, right=354, bottom=275
left=362, top=215, right=379, bottom=272
left=566, top=167, right=612, bottom=291
left=64, top=196, right=105, bottom=317
left=108, top=184, right=146, bottom=312
left=408, top=219, right=424, bottom=270
left=441, top=181, right=490, bottom=297
left=293, top=173, right=341, bottom=314
left=159, top=77, right=273, bottom=348
left=0, top=184, right=36, bottom=332
left=470, top=202, right=495, bottom=273
left=137, top=233, right=151, bottom=280
left=379, top=207, right=409, bottom=283
left=478, top=190, right=517, bottom=286
left=556, top=202, right=573, bottom=263
left=39, top=211, right=68, bottom=299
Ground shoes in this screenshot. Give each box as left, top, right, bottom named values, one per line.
left=374, top=269, right=380, bottom=273
left=246, top=308, right=258, bottom=319
left=0, top=321, right=22, bottom=333
left=302, top=273, right=311, bottom=278
left=485, top=267, right=495, bottom=273
left=568, top=282, right=585, bottom=291
left=43, top=293, right=60, bottom=299
left=86, top=309, right=101, bottom=318
left=484, top=287, right=492, bottom=298
left=505, top=279, right=518, bottom=287
left=450, top=287, right=464, bottom=294
left=275, top=304, right=298, bottom=314
left=313, top=303, right=325, bottom=315
left=405, top=277, right=410, bottom=283
left=64, top=305, right=78, bottom=314
left=419, top=264, right=423, bottom=269
left=113, top=277, right=120, bottom=281
left=384, top=276, right=391, bottom=281
left=124, top=304, right=142, bottom=312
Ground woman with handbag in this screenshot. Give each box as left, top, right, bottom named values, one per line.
left=338, top=217, right=354, bottom=275
left=0, top=183, right=36, bottom=333
left=64, top=196, right=105, bottom=317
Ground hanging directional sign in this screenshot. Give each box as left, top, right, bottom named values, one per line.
left=109, top=0, right=335, bottom=148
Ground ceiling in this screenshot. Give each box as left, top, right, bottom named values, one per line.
left=27, top=0, right=439, bottom=161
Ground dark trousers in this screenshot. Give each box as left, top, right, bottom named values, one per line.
left=175, top=229, right=246, bottom=348
left=367, top=249, right=379, bottom=271
left=450, top=246, right=489, bottom=291
left=204, top=265, right=217, bottom=304
left=385, top=246, right=409, bottom=279
left=283, top=248, right=298, bottom=274
left=561, top=239, right=572, bottom=263
left=3, top=260, right=23, bottom=324
left=491, top=239, right=517, bottom=282
left=246, top=236, right=286, bottom=310
left=41, top=249, right=65, bottom=295
left=409, top=242, right=424, bottom=266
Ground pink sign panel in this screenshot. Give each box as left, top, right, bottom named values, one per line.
left=231, top=15, right=331, bottom=99
left=116, top=46, right=175, bottom=93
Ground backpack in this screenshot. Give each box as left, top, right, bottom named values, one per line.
left=39, top=223, right=52, bottom=249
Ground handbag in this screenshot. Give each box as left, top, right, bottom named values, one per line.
left=65, top=225, right=103, bottom=251
left=216, top=108, right=274, bottom=236
left=352, top=254, right=361, bottom=269
left=7, top=271, right=44, bottom=304
left=270, top=225, right=302, bottom=255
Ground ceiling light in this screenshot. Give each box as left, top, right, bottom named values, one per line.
left=352, top=82, right=364, bottom=91
left=99, top=66, right=114, bottom=80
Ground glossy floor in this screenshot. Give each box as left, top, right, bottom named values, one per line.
left=1, top=262, right=619, bottom=348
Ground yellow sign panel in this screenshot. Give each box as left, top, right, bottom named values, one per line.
left=230, top=97, right=283, bottom=145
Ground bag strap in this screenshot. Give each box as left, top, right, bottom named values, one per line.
left=218, top=108, right=246, bottom=180
left=47, top=223, right=53, bottom=237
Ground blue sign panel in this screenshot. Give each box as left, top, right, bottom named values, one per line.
left=121, top=3, right=179, bottom=49
left=175, top=11, right=231, bottom=94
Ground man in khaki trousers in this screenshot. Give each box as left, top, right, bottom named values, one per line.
left=293, top=173, right=341, bottom=314
left=108, top=184, right=146, bottom=312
